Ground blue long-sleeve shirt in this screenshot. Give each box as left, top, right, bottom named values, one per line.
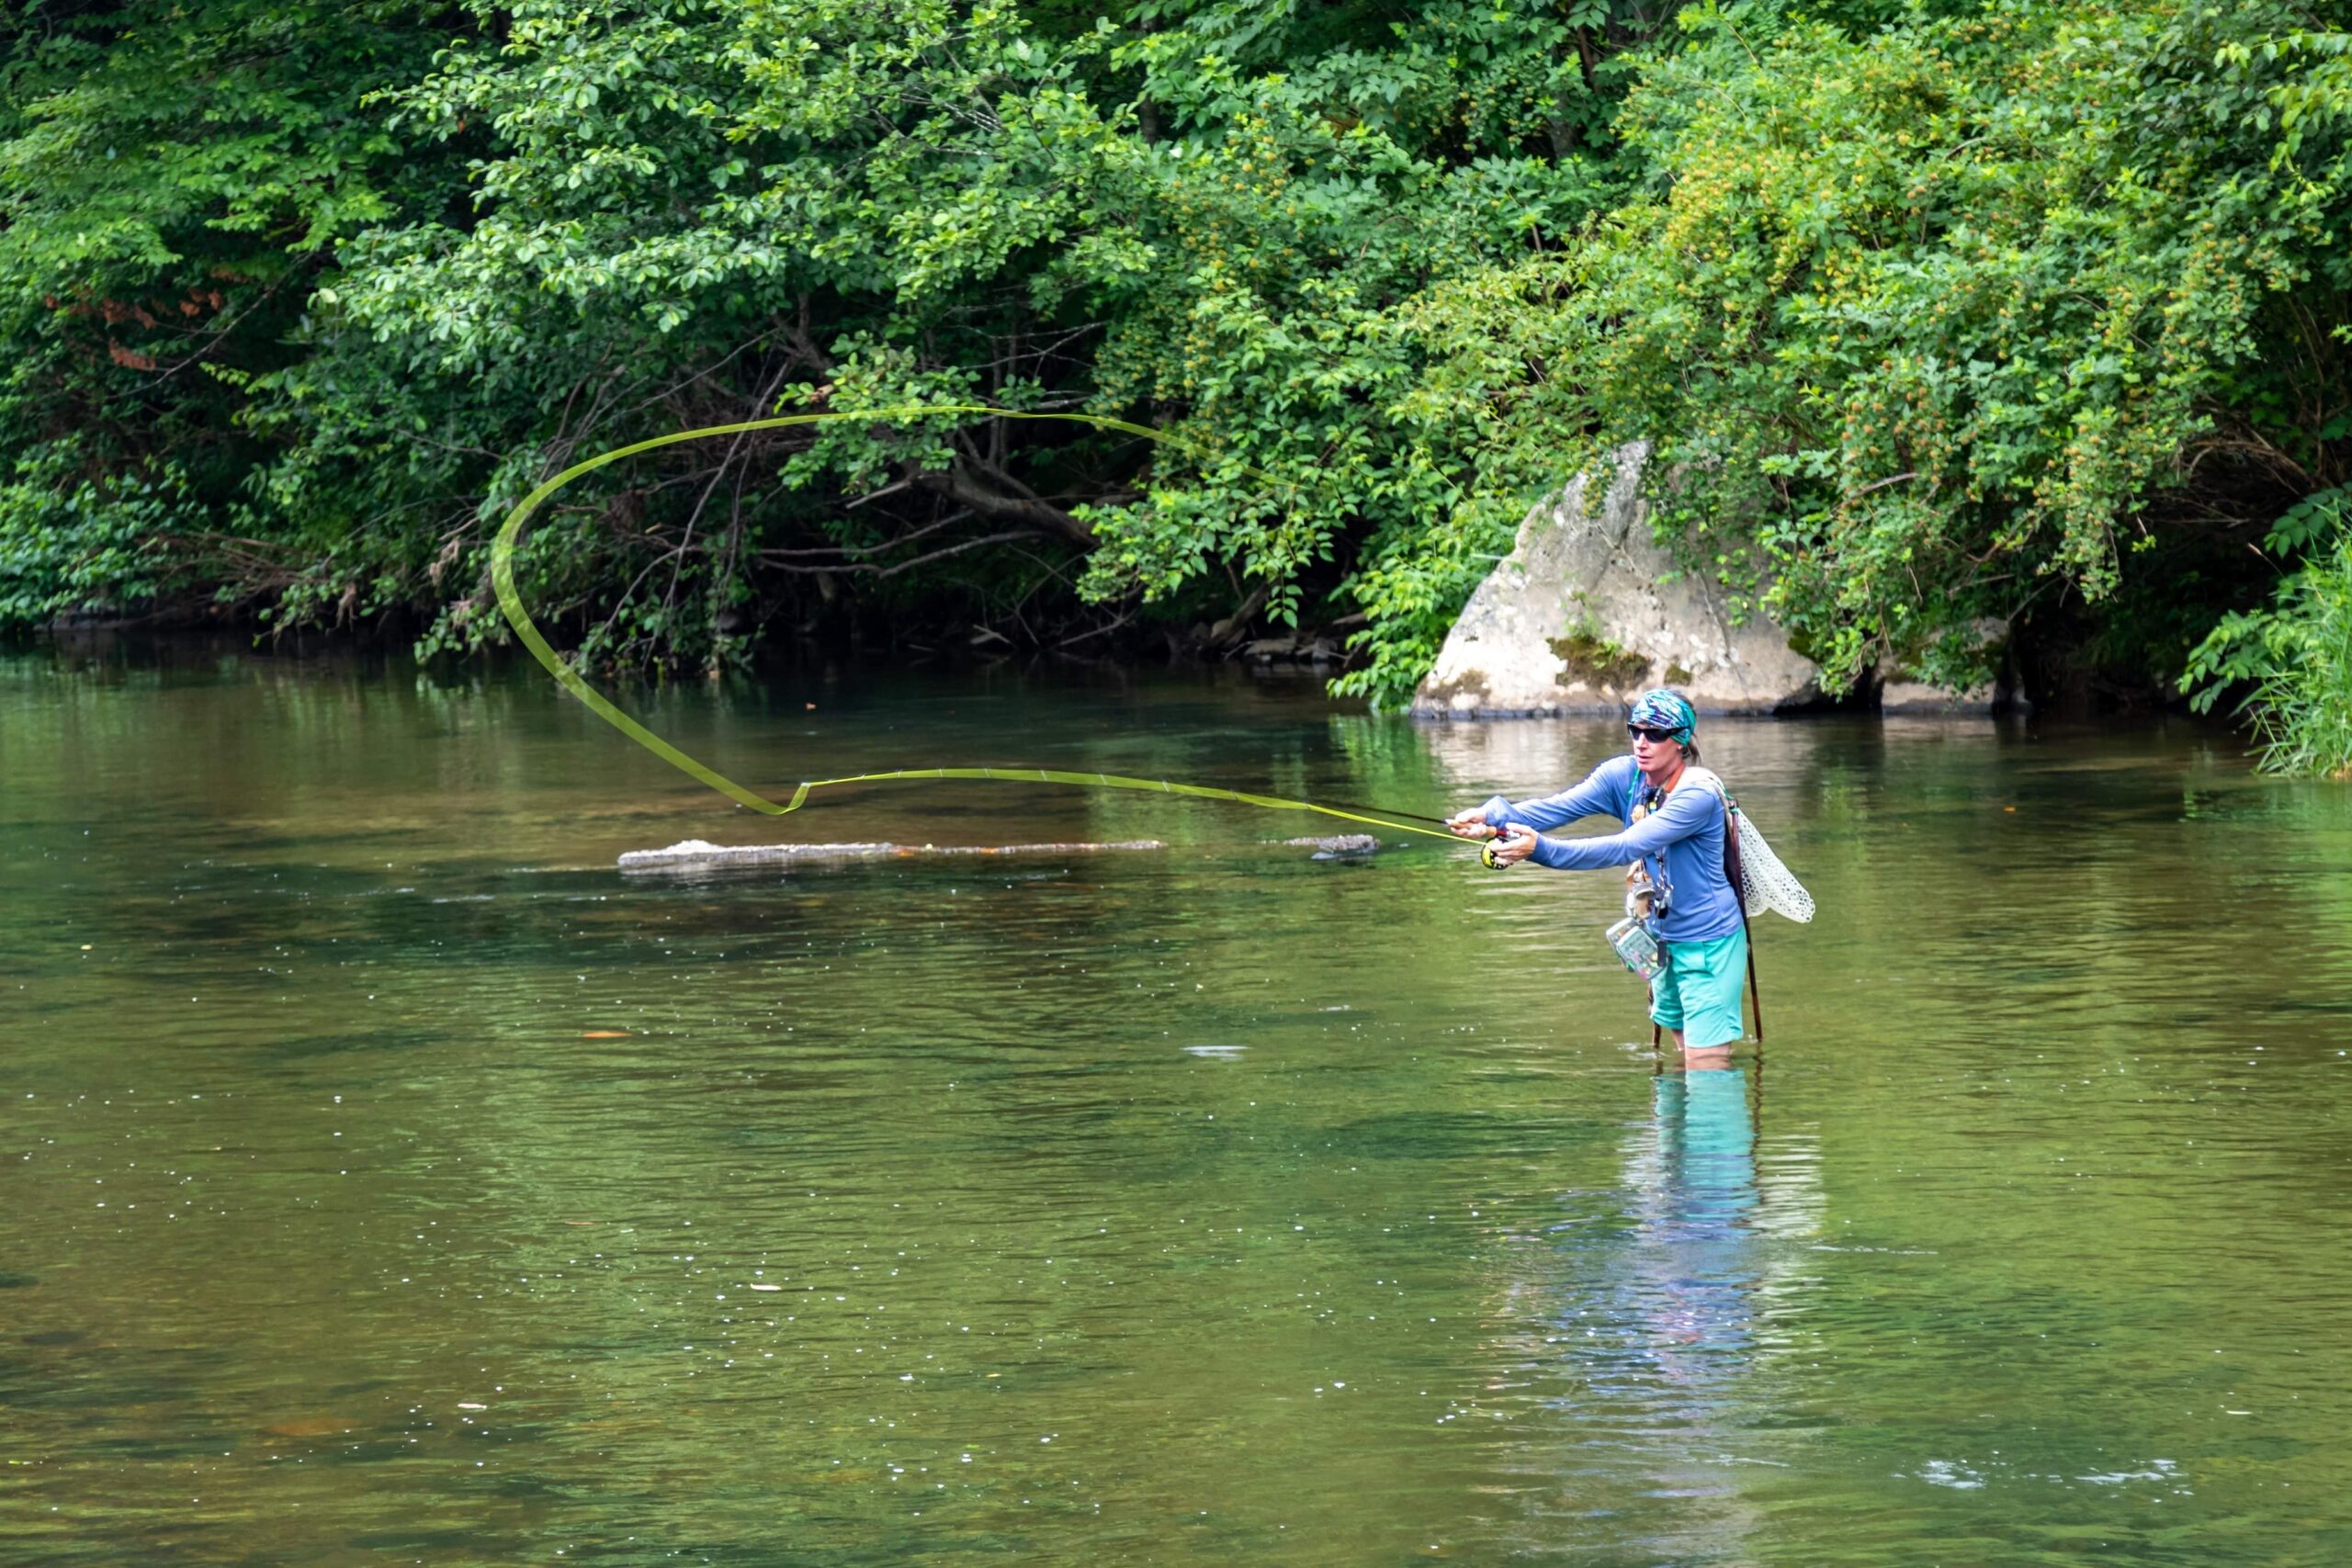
left=1479, top=753, right=1744, bottom=943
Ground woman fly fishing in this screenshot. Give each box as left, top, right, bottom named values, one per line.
left=1448, top=690, right=1760, bottom=1065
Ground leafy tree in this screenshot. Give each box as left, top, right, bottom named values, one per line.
left=0, top=1, right=465, bottom=626
left=1372, top=0, right=2352, bottom=705
left=2183, top=501, right=2352, bottom=775
left=266, top=0, right=1655, bottom=672
left=7, top=0, right=2352, bottom=760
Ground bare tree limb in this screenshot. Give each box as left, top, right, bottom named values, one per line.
left=759, top=528, right=1043, bottom=579
left=915, top=461, right=1093, bottom=544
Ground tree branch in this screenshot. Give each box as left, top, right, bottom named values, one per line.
left=915, top=461, right=1093, bottom=544
left=759, top=528, right=1042, bottom=579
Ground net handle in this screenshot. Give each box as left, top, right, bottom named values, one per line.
left=1723, top=798, right=1763, bottom=1045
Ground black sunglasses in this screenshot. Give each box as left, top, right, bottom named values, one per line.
left=1627, top=725, right=1679, bottom=743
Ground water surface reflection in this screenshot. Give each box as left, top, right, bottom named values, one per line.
left=6, top=650, right=2351, bottom=1563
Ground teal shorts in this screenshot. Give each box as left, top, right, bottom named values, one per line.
left=1649, top=926, right=1748, bottom=1048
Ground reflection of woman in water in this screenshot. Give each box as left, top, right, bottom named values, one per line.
left=1643, top=1065, right=1759, bottom=1356
left=1510, top=1064, right=1770, bottom=1562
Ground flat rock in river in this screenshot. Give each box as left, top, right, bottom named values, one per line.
left=620, top=839, right=1166, bottom=872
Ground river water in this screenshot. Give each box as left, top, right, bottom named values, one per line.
left=5, top=646, right=2350, bottom=1565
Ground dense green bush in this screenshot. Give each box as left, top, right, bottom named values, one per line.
left=0, top=1, right=463, bottom=623
left=1355, top=1, right=2352, bottom=710
left=4, top=0, right=1652, bottom=676
left=2184, top=498, right=2352, bottom=775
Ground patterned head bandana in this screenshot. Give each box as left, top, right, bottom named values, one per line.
left=1627, top=688, right=1697, bottom=746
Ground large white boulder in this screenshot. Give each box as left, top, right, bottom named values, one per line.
left=1411, top=444, right=1825, bottom=716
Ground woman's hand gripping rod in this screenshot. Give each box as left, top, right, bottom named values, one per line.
left=1446, top=808, right=1539, bottom=871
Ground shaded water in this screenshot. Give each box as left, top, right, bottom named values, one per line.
left=5, top=645, right=2351, bottom=1564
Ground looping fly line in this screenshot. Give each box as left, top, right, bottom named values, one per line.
left=490, top=406, right=1461, bottom=843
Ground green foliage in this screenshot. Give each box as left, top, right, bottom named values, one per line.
left=2267, top=486, right=2351, bottom=556
left=0, top=0, right=1645, bottom=676
left=0, top=447, right=193, bottom=626
left=5, top=0, right=2352, bottom=745
left=302, top=0, right=1647, bottom=675
left=1382, top=0, right=2352, bottom=699
left=2183, top=521, right=2352, bottom=775
left=0, top=0, right=464, bottom=624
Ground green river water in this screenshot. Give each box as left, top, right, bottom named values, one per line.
left=5, top=645, right=2350, bottom=1566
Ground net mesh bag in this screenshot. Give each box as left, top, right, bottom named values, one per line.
left=1728, top=807, right=1814, bottom=923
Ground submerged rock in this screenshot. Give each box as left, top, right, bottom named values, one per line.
left=1877, top=621, right=2018, bottom=715
left=1879, top=675, right=2000, bottom=716
left=1412, top=443, right=1824, bottom=716
left=1281, top=834, right=1380, bottom=857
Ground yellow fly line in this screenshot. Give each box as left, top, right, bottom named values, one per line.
left=489, top=405, right=1463, bottom=843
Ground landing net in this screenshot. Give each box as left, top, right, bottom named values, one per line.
left=1730, top=807, right=1815, bottom=923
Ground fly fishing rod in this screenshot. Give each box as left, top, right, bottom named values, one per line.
left=490, top=406, right=1466, bottom=843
